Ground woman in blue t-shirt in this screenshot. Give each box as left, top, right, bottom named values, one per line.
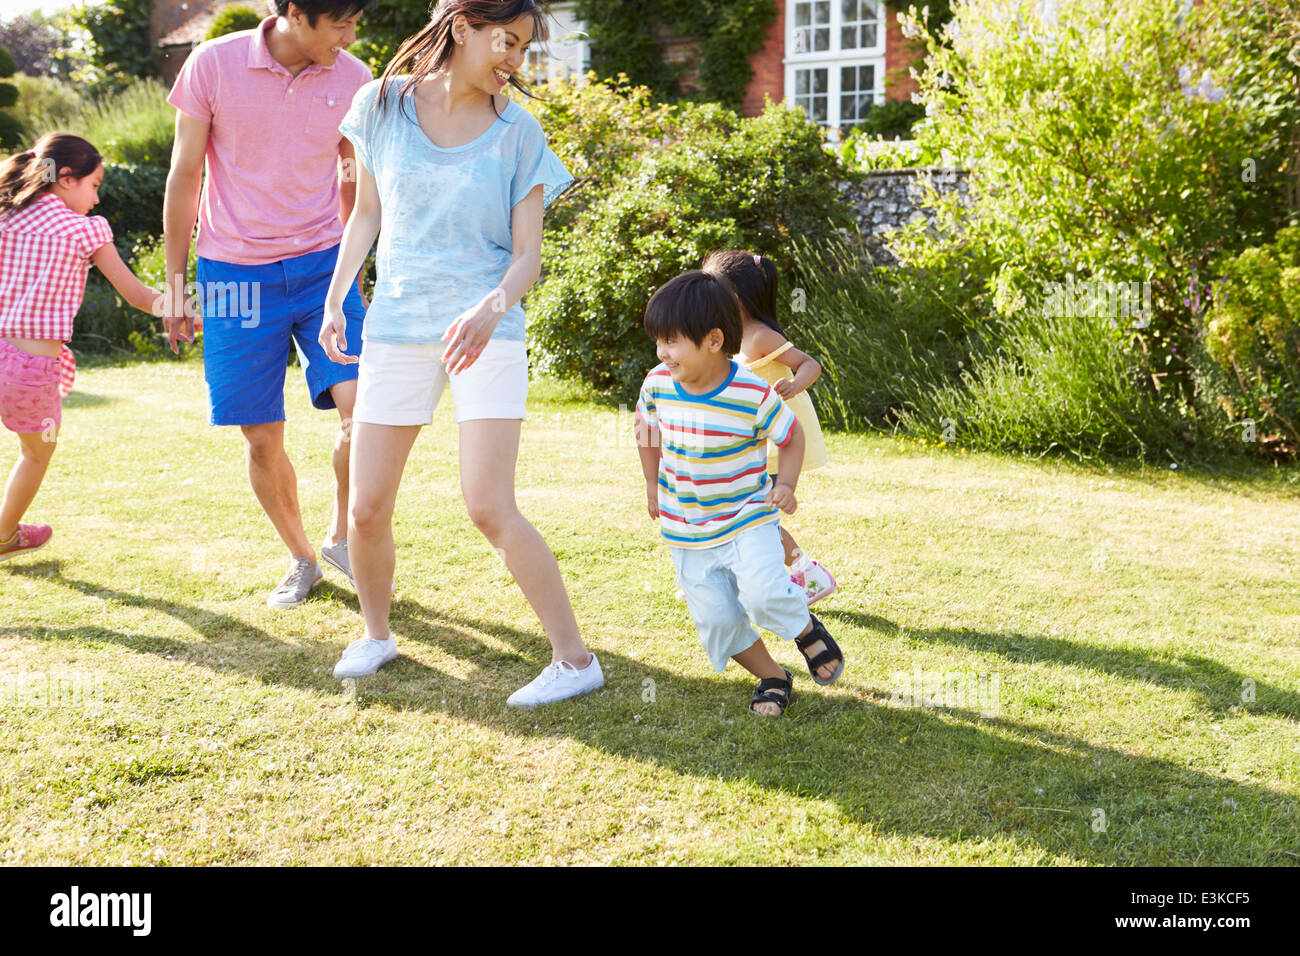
left=319, top=0, right=603, bottom=706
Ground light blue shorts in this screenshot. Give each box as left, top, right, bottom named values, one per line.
left=669, top=520, right=809, bottom=672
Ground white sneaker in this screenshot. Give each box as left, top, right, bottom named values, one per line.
left=507, top=653, right=605, bottom=708
left=333, top=635, right=398, bottom=679
left=266, top=558, right=324, bottom=608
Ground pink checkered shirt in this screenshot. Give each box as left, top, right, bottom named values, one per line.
left=0, top=192, right=114, bottom=342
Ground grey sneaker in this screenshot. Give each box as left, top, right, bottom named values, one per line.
left=319, top=537, right=394, bottom=593
left=320, top=538, right=353, bottom=585
left=266, top=557, right=323, bottom=608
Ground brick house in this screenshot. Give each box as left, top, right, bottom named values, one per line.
left=532, top=1, right=922, bottom=137
left=153, top=1, right=269, bottom=84
left=151, top=1, right=921, bottom=135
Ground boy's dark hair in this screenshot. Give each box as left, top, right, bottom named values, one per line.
left=701, top=249, right=785, bottom=336
left=273, top=0, right=373, bottom=27
left=644, top=271, right=743, bottom=355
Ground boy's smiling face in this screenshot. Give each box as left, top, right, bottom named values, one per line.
left=656, top=328, right=730, bottom=388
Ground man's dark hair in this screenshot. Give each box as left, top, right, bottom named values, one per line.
left=274, top=0, right=373, bottom=27
left=643, top=271, right=743, bottom=356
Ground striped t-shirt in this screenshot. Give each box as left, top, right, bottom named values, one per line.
left=637, top=360, right=797, bottom=549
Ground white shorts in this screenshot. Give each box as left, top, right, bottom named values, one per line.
left=353, top=338, right=528, bottom=426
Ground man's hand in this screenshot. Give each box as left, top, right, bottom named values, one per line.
left=765, top=481, right=797, bottom=514
left=162, top=277, right=195, bottom=354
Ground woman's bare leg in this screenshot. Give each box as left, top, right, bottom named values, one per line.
left=457, top=418, right=589, bottom=667
left=347, top=421, right=420, bottom=640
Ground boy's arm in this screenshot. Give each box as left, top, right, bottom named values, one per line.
left=162, top=110, right=208, bottom=353
left=635, top=414, right=661, bottom=519
left=91, top=243, right=160, bottom=314
left=766, top=419, right=805, bottom=514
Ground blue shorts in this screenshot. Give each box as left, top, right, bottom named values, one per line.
left=197, top=244, right=365, bottom=427
left=670, top=520, right=809, bottom=672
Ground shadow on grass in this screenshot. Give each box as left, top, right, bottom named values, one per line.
left=823, top=609, right=1300, bottom=723
left=5, top=560, right=1298, bottom=865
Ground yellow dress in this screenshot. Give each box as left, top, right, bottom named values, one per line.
left=739, top=342, right=829, bottom=473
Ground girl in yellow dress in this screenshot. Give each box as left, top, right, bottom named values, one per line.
left=701, top=250, right=836, bottom=605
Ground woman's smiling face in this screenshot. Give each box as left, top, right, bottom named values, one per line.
left=453, top=13, right=535, bottom=97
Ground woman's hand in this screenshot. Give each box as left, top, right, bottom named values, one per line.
left=441, top=298, right=501, bottom=375
left=319, top=302, right=358, bottom=365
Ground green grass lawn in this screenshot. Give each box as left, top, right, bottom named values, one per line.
left=2, top=356, right=1298, bottom=865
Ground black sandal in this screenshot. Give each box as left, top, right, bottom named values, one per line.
left=749, top=669, right=793, bottom=716
left=795, top=613, right=844, bottom=686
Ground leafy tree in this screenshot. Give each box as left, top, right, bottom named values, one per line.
left=65, top=0, right=158, bottom=96
left=0, top=12, right=69, bottom=77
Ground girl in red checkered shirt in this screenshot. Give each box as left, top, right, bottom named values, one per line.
left=0, top=133, right=159, bottom=561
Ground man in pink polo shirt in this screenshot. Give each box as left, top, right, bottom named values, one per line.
left=162, top=1, right=374, bottom=608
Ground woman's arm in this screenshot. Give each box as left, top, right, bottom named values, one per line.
left=91, top=243, right=160, bottom=314
left=441, top=183, right=544, bottom=375
left=319, top=149, right=381, bottom=365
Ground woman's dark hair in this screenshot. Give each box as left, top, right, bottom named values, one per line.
left=701, top=249, right=785, bottom=337
left=378, top=0, right=551, bottom=122
left=272, top=0, right=373, bottom=27
left=0, top=132, right=102, bottom=215
left=644, top=271, right=743, bottom=356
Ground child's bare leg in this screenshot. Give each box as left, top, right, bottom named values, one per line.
left=732, top=639, right=789, bottom=717
left=779, top=526, right=802, bottom=567
left=0, top=430, right=57, bottom=539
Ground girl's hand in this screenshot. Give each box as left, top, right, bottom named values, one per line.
left=773, top=379, right=801, bottom=400
left=319, top=303, right=357, bottom=365
left=441, top=300, right=500, bottom=375
left=765, top=482, right=798, bottom=515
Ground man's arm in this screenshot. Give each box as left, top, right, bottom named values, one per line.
left=162, top=110, right=209, bottom=353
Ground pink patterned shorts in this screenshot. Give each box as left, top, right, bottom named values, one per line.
left=0, top=338, right=62, bottom=435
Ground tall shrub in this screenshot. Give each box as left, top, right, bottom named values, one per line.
left=529, top=100, right=857, bottom=400
left=898, top=0, right=1300, bottom=406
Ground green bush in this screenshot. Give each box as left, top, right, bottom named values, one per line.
left=7, top=74, right=83, bottom=133
left=1200, top=226, right=1300, bottom=450
left=0, top=43, right=21, bottom=149
left=528, top=99, right=858, bottom=400
left=96, top=162, right=168, bottom=250
left=847, top=99, right=925, bottom=141
left=521, top=72, right=673, bottom=234
left=781, top=232, right=985, bottom=431
left=206, top=5, right=265, bottom=41
left=56, top=79, right=173, bottom=166
left=900, top=0, right=1300, bottom=411
left=895, top=308, right=1189, bottom=461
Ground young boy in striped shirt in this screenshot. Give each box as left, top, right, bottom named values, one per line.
left=635, top=271, right=845, bottom=716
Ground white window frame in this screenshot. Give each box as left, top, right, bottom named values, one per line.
left=784, top=0, right=887, bottom=139
left=525, top=1, right=592, bottom=85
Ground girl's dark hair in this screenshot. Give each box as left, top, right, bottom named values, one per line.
left=0, top=132, right=102, bottom=215
left=272, top=0, right=373, bottom=27
left=644, top=271, right=743, bottom=356
left=700, top=249, right=785, bottom=337
left=379, top=0, right=551, bottom=122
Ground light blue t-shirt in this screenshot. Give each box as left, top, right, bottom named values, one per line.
left=338, top=77, right=574, bottom=344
